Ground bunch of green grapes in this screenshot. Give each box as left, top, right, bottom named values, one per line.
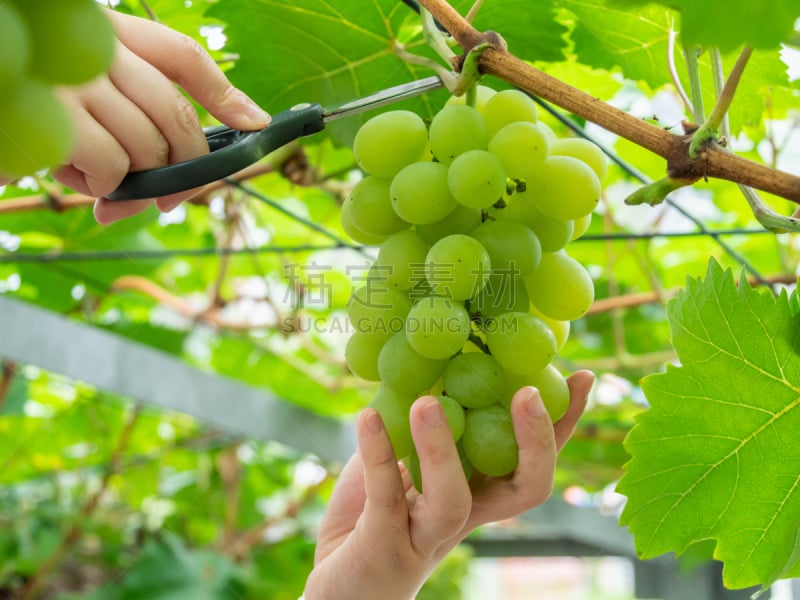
left=343, top=85, right=605, bottom=487
left=0, top=0, right=116, bottom=178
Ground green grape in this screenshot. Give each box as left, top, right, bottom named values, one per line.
left=485, top=312, right=556, bottom=374
left=0, top=81, right=74, bottom=178
left=404, top=448, right=423, bottom=493
left=347, top=283, right=412, bottom=340
left=378, top=332, right=448, bottom=396
left=538, top=121, right=557, bottom=144
left=482, top=89, right=538, bottom=138
left=445, top=85, right=496, bottom=113
left=525, top=156, right=601, bottom=221
left=377, top=230, right=430, bottom=291
left=345, top=331, right=385, bottom=381
left=353, top=110, right=428, bottom=177
left=447, top=149, right=506, bottom=210
left=340, top=197, right=388, bottom=245
left=23, top=0, right=115, bottom=85
left=572, top=212, right=592, bottom=240
left=390, top=161, right=457, bottom=224
left=488, top=122, right=549, bottom=179
left=437, top=395, right=466, bottom=440
left=349, top=176, right=409, bottom=236
left=416, top=204, right=482, bottom=246
left=549, top=138, right=608, bottom=181
left=469, top=219, right=542, bottom=275
left=530, top=304, right=570, bottom=351
left=0, top=3, right=30, bottom=94
left=369, top=385, right=415, bottom=458
left=524, top=251, right=594, bottom=321
left=471, top=273, right=530, bottom=319
left=457, top=439, right=474, bottom=481
left=525, top=206, right=574, bottom=252
left=491, top=197, right=573, bottom=253
left=443, top=352, right=505, bottom=408
left=503, top=364, right=570, bottom=422
left=428, top=105, right=488, bottom=164
left=406, top=295, right=471, bottom=360
left=462, top=405, right=518, bottom=477
left=426, top=234, right=491, bottom=301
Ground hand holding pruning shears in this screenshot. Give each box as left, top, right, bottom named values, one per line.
left=0, top=11, right=271, bottom=224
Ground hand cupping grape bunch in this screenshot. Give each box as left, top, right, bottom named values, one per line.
left=343, top=85, right=605, bottom=486
left=0, top=0, right=116, bottom=178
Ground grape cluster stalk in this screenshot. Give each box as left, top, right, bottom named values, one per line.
left=0, top=0, right=115, bottom=177
left=342, top=85, right=605, bottom=486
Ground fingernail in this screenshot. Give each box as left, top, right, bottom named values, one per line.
left=422, top=398, right=444, bottom=428
left=524, top=387, right=546, bottom=418
left=242, top=93, right=271, bottom=126
left=365, top=409, right=384, bottom=435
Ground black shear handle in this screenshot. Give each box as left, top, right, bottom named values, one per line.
left=106, top=103, right=325, bottom=201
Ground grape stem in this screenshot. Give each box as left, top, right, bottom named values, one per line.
left=706, top=47, right=800, bottom=233
left=689, top=46, right=753, bottom=158
left=416, top=0, right=800, bottom=206
left=681, top=43, right=705, bottom=124
left=468, top=333, right=491, bottom=354
left=667, top=24, right=693, bottom=117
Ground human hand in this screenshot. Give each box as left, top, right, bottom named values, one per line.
left=304, top=370, right=594, bottom=600
left=52, top=11, right=270, bottom=225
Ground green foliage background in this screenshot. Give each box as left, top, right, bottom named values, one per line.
left=1, top=0, right=799, bottom=597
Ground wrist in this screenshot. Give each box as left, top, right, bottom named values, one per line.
left=304, top=561, right=424, bottom=600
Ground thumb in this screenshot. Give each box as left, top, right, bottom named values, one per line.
left=107, top=11, right=271, bottom=131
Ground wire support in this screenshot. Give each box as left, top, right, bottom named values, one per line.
left=0, top=230, right=773, bottom=264
left=224, top=179, right=372, bottom=259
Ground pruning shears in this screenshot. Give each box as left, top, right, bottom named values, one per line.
left=107, top=76, right=445, bottom=201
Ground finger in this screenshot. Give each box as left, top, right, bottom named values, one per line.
left=466, top=387, right=557, bottom=529
left=107, top=11, right=270, bottom=131
left=92, top=196, right=153, bottom=225
left=358, top=408, right=410, bottom=537
left=67, top=74, right=169, bottom=173
left=511, top=386, right=557, bottom=495
left=398, top=460, right=414, bottom=494
left=408, top=396, right=471, bottom=554
left=313, top=451, right=367, bottom=563
left=57, top=99, right=130, bottom=199
left=108, top=43, right=209, bottom=166
left=59, top=74, right=170, bottom=223
left=153, top=187, right=203, bottom=213
left=0, top=177, right=13, bottom=186
left=103, top=43, right=209, bottom=213
left=554, top=370, right=594, bottom=451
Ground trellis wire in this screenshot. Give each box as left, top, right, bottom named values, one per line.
left=0, top=229, right=773, bottom=264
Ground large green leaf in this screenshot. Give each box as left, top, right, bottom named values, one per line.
left=617, top=259, right=800, bottom=590
left=609, top=0, right=800, bottom=52
left=120, top=533, right=245, bottom=600
left=207, top=0, right=566, bottom=145
left=561, top=0, right=673, bottom=88
left=207, top=0, right=442, bottom=145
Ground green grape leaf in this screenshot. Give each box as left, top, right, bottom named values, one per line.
left=609, top=0, right=800, bottom=52
left=120, top=532, right=245, bottom=600
left=561, top=0, right=673, bottom=88
left=617, top=259, right=800, bottom=590
left=207, top=0, right=566, bottom=145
